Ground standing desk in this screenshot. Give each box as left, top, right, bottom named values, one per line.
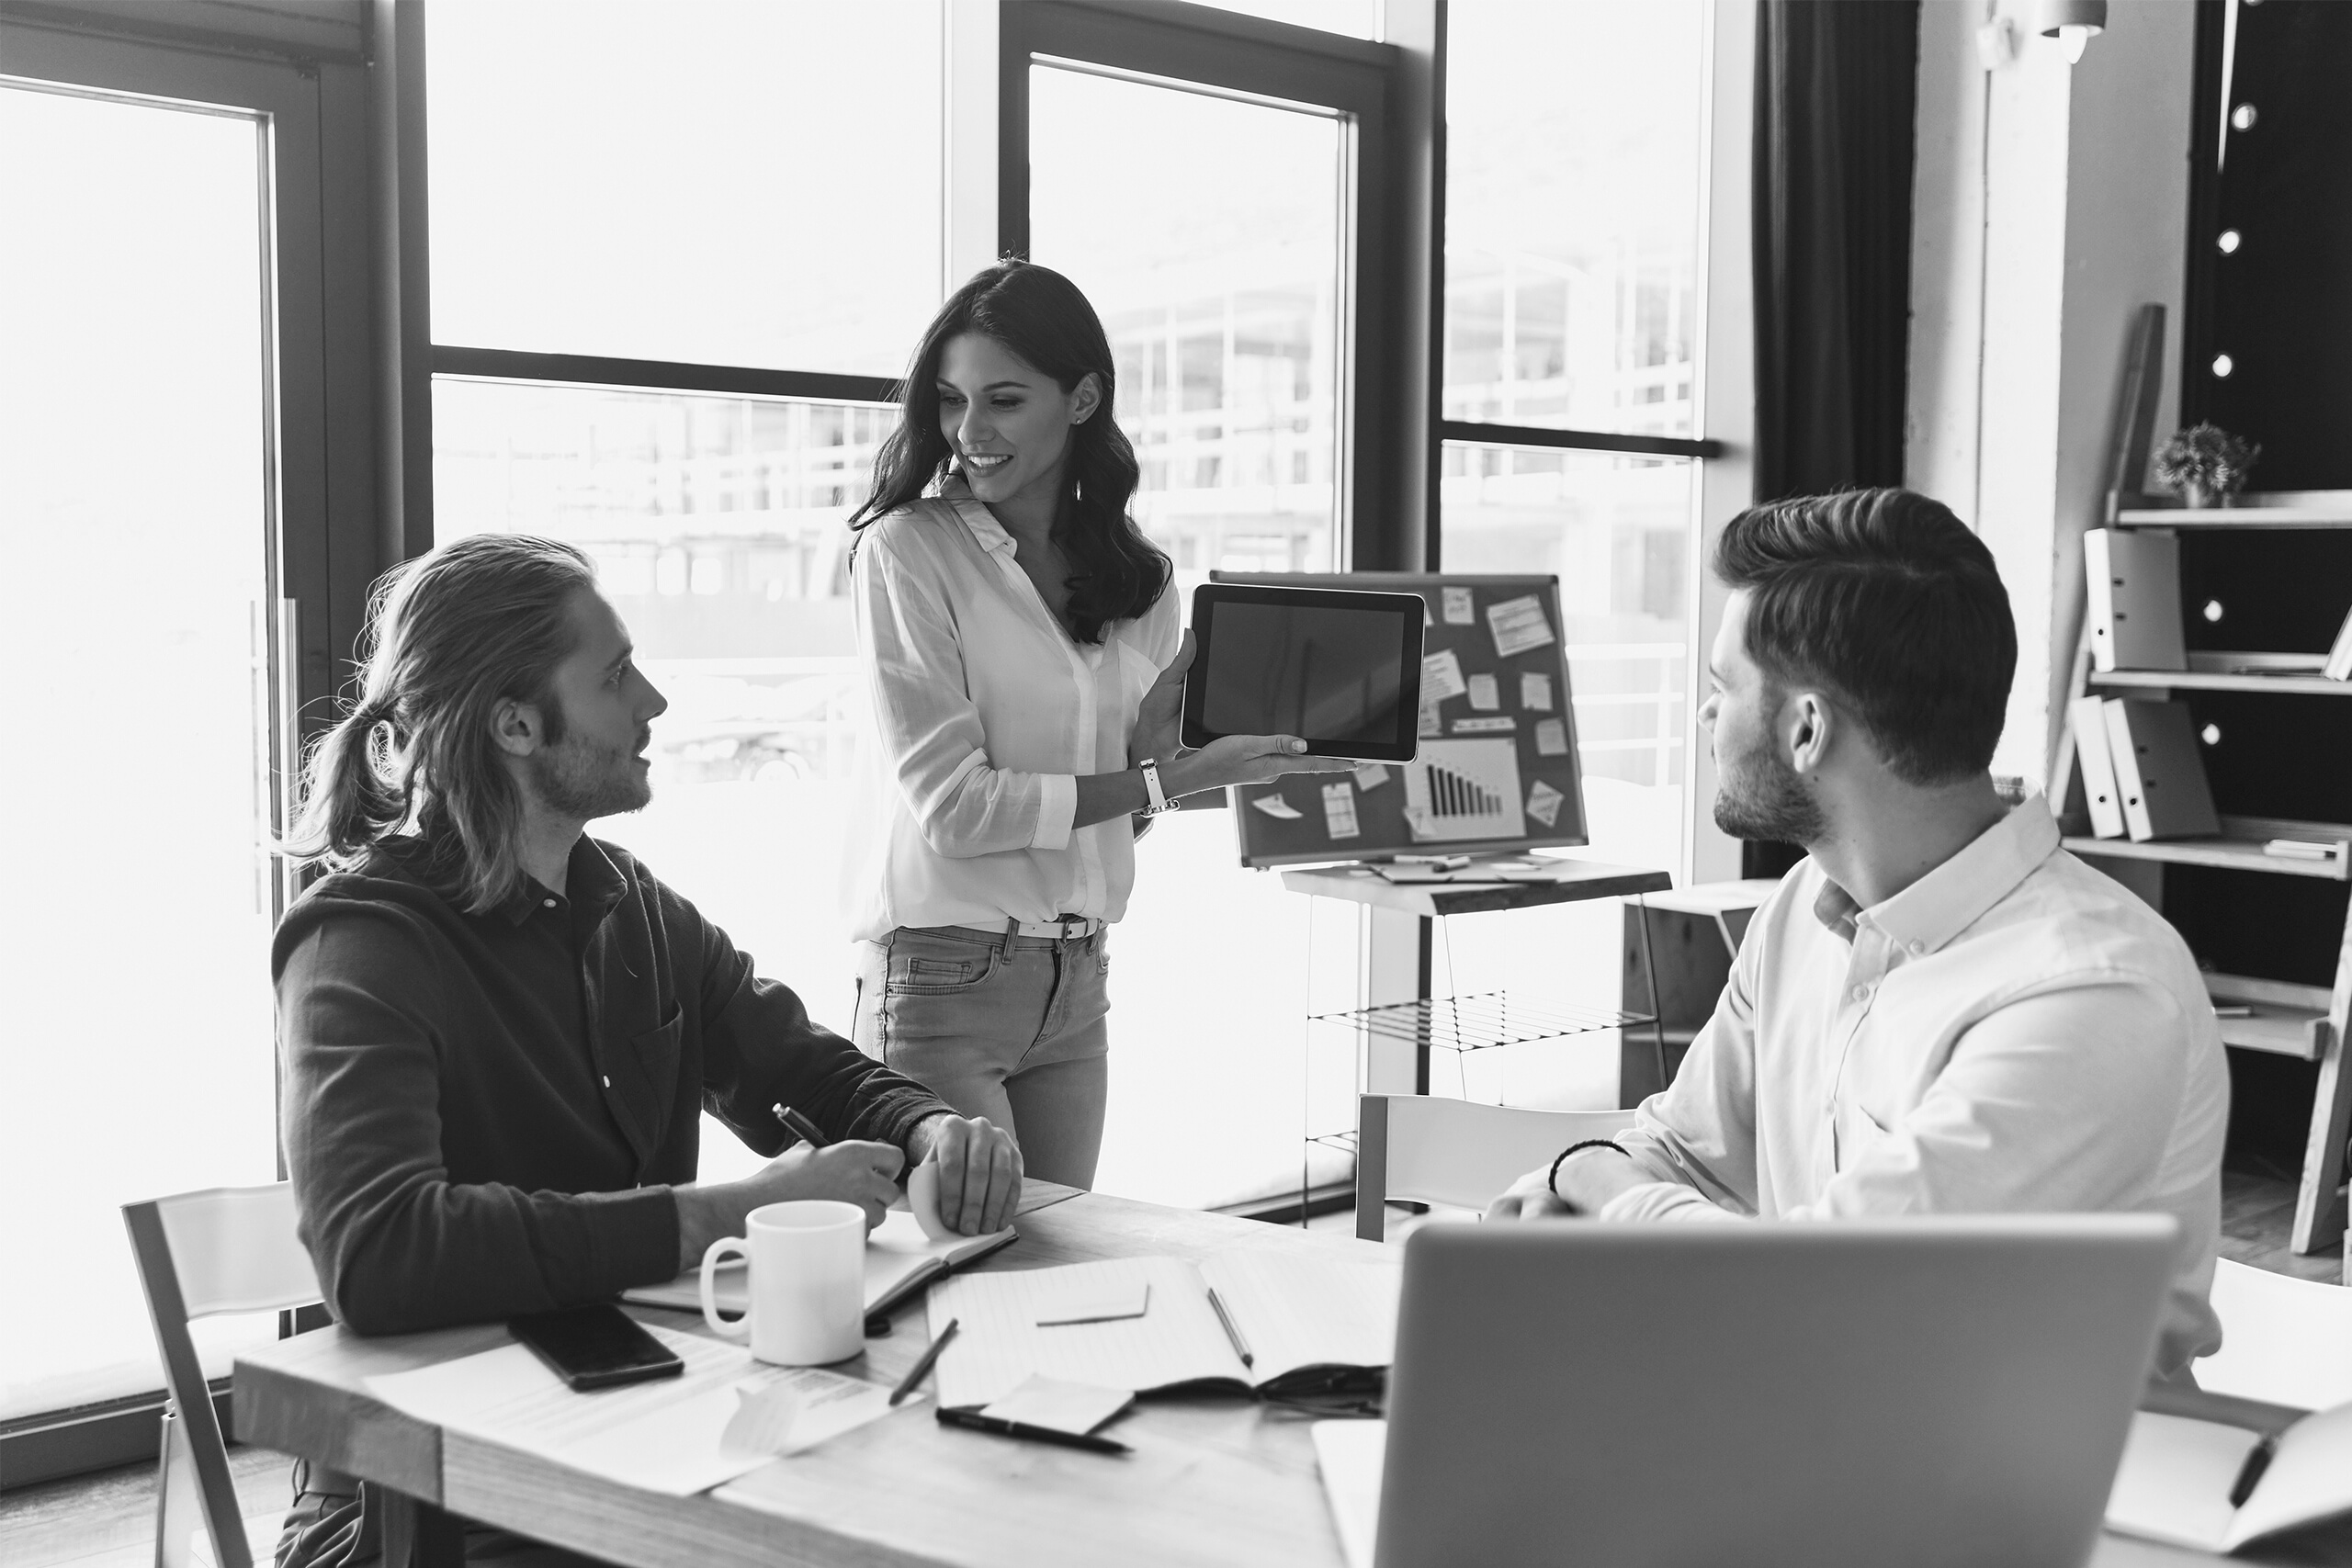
left=234, top=1185, right=2295, bottom=1568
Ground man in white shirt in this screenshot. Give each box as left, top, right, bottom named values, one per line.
left=1488, top=488, right=2229, bottom=1376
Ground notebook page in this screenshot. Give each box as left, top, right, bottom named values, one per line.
left=1200, top=1251, right=1402, bottom=1383
left=619, top=1211, right=1010, bottom=1315
left=2102, top=1411, right=2257, bottom=1551
left=2229, top=1402, right=2352, bottom=1550
left=926, top=1257, right=1240, bottom=1407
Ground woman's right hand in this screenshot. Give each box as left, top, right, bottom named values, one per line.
left=1165, top=735, right=1356, bottom=795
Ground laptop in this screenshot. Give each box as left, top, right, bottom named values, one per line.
left=1317, top=1215, right=2178, bottom=1568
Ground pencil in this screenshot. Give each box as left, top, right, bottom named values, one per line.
left=890, top=1318, right=958, bottom=1406
left=1206, top=1285, right=1254, bottom=1370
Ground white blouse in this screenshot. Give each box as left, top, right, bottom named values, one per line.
left=840, top=479, right=1182, bottom=942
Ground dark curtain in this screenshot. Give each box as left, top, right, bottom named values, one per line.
left=1742, top=0, right=1921, bottom=881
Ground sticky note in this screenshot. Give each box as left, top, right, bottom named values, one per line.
left=1534, top=717, right=1570, bottom=756
left=1036, top=1280, right=1150, bottom=1326
left=1442, top=586, right=1475, bottom=625
left=1322, top=782, right=1362, bottom=840
left=981, top=1376, right=1133, bottom=1438
left=1418, top=694, right=1445, bottom=739
left=1521, top=672, right=1553, bottom=711
left=1466, top=673, right=1500, bottom=711
left=1351, top=762, right=1390, bottom=792
left=1452, top=716, right=1516, bottom=734
left=1252, top=794, right=1304, bottom=820
left=1487, top=595, right=1557, bottom=659
left=1526, top=780, right=1565, bottom=829
left=1421, top=649, right=1467, bottom=702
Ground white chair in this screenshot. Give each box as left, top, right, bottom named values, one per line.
left=2196, top=1256, right=2352, bottom=1410
left=123, top=1182, right=321, bottom=1568
left=1354, top=1094, right=1638, bottom=1240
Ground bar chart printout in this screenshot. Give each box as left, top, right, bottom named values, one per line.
left=1402, top=739, right=1525, bottom=842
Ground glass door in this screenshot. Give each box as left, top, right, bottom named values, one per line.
left=0, top=72, right=288, bottom=1418
left=1012, top=13, right=1394, bottom=1211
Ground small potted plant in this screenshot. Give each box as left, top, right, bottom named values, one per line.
left=2154, top=423, right=2260, bottom=510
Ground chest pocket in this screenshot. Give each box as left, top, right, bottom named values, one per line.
left=605, top=1007, right=684, bottom=1171
left=1833, top=1096, right=1891, bottom=1174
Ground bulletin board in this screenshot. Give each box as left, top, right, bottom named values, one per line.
left=1212, top=572, right=1588, bottom=868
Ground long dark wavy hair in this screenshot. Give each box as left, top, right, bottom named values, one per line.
left=850, top=259, right=1170, bottom=644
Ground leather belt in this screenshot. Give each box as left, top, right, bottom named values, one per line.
left=957, top=915, right=1105, bottom=941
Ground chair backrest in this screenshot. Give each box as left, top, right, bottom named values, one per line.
left=1355, top=1094, right=1638, bottom=1240
left=123, top=1181, right=320, bottom=1568
left=2197, top=1256, right=2352, bottom=1410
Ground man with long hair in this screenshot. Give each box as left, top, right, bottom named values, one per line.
left=274, top=534, right=1020, bottom=1559
left=1487, top=489, right=2229, bottom=1378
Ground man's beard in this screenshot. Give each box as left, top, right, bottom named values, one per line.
left=530, top=730, right=651, bottom=821
left=1712, top=731, right=1826, bottom=845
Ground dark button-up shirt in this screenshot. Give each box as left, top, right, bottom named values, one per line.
left=275, top=833, right=951, bottom=1336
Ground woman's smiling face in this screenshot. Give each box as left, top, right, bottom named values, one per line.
left=935, top=332, right=1101, bottom=518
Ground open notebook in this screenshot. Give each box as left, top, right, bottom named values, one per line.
left=2106, top=1402, right=2352, bottom=1554
left=622, top=1209, right=1016, bottom=1322
left=925, top=1251, right=1401, bottom=1408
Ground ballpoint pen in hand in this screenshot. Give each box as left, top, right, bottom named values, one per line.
left=772, top=1103, right=829, bottom=1148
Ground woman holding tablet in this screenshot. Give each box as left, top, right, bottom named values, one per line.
left=842, top=260, right=1346, bottom=1188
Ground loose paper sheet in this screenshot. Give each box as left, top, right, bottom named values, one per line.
left=1252, top=794, right=1305, bottom=820
left=1421, top=649, right=1467, bottom=702
left=364, top=1326, right=899, bottom=1496
left=1486, top=595, right=1557, bottom=658
left=2103, top=1412, right=2263, bottom=1551
left=1451, top=716, right=1515, bottom=735
left=1314, top=1420, right=1386, bottom=1568
left=1441, top=586, right=1475, bottom=625
left=1465, top=673, right=1500, bottom=711
left=1520, top=672, right=1553, bottom=711
left=1035, top=1280, right=1150, bottom=1326
left=1351, top=762, right=1390, bottom=792
left=1533, top=717, right=1570, bottom=756
left=980, top=1374, right=1134, bottom=1437
left=1322, top=783, right=1362, bottom=840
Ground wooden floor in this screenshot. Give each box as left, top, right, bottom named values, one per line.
left=4, top=1171, right=2338, bottom=1568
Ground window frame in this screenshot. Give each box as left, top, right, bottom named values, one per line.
left=0, top=0, right=377, bottom=1478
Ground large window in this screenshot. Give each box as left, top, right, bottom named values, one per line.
left=426, top=4, right=944, bottom=1189
left=0, top=16, right=365, bottom=1441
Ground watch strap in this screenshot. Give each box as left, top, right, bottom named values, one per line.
left=1139, top=757, right=1171, bottom=815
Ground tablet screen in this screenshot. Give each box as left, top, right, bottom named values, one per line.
left=1183, top=584, right=1424, bottom=760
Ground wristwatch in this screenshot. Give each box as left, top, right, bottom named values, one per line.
left=1138, top=757, right=1174, bottom=816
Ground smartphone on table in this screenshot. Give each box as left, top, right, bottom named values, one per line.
left=509, top=1303, right=684, bottom=1391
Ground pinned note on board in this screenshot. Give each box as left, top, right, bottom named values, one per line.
left=1442, top=586, right=1475, bottom=625
left=1486, top=595, right=1557, bottom=659
left=1521, top=671, right=1553, bottom=711
left=1322, top=782, right=1363, bottom=840
left=1466, top=673, right=1500, bottom=711
left=1533, top=717, right=1570, bottom=756
left=1422, top=648, right=1468, bottom=702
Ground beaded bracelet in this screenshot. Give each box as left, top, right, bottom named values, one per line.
left=1547, top=1139, right=1632, bottom=1204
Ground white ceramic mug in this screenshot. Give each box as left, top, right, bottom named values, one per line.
left=699, top=1200, right=865, bottom=1366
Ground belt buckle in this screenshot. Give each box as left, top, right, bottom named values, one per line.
left=1054, top=913, right=1091, bottom=940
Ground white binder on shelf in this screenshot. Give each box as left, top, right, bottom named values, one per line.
left=2085, top=528, right=2187, bottom=673
left=2101, top=699, right=2221, bottom=842
left=2070, top=695, right=2129, bottom=839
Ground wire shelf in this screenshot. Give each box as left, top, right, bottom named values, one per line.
left=1309, top=990, right=1654, bottom=1055
left=1306, top=1130, right=1360, bottom=1154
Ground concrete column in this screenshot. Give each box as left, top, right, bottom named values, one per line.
left=1907, top=0, right=2194, bottom=788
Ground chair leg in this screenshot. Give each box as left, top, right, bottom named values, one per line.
left=155, top=1407, right=201, bottom=1568
left=373, top=1483, right=465, bottom=1568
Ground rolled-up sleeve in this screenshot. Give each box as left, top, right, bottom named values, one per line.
left=855, top=528, right=1075, bottom=857
left=1600, top=925, right=1768, bottom=1223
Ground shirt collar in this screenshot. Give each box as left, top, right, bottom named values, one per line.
left=495, top=835, right=629, bottom=929
left=1811, top=793, right=2062, bottom=954
left=940, top=476, right=1017, bottom=556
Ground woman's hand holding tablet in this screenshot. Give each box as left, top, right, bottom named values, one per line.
left=1130, top=630, right=1357, bottom=804
left=1176, top=583, right=1427, bottom=762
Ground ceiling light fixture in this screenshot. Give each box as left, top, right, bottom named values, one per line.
left=2035, top=0, right=2108, bottom=64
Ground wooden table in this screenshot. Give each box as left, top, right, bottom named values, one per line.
left=234, top=1186, right=2311, bottom=1568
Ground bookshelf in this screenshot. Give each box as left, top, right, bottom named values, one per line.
left=2056, top=447, right=2352, bottom=1253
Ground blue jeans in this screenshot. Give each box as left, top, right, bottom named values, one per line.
left=851, top=923, right=1112, bottom=1189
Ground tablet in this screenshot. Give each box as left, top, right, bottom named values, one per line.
left=1182, top=582, right=1424, bottom=762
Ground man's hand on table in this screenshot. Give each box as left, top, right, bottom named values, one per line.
left=673, top=1139, right=905, bottom=1271
left=1482, top=1145, right=1646, bottom=1223
left=907, top=1112, right=1023, bottom=1236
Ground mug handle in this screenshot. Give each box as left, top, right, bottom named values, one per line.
left=700, top=1236, right=751, bottom=1340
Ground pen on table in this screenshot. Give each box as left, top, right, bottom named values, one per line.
left=890, top=1318, right=958, bottom=1406
left=936, top=1406, right=1131, bottom=1455
left=2228, top=1431, right=2279, bottom=1508
left=1206, top=1285, right=1254, bottom=1370
left=772, top=1103, right=828, bottom=1148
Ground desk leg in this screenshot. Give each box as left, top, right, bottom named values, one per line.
left=1363, top=908, right=1430, bottom=1095
left=372, top=1483, right=464, bottom=1568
